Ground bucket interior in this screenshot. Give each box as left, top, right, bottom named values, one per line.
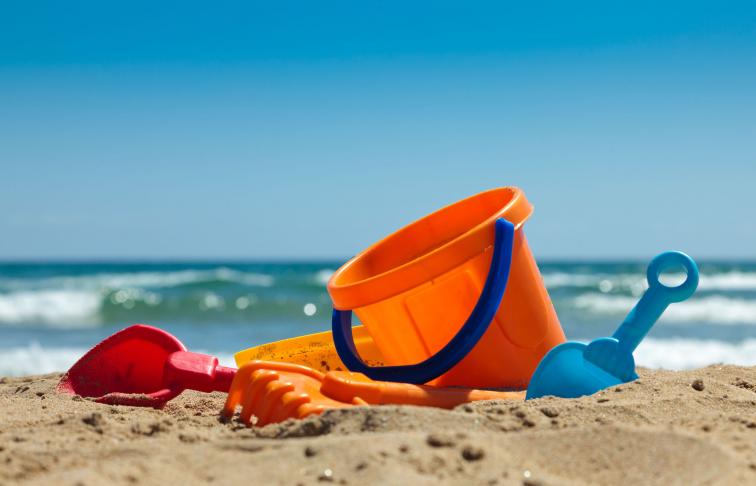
left=333, top=188, right=516, bottom=287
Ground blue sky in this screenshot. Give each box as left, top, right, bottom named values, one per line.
left=1, top=1, right=755, bottom=260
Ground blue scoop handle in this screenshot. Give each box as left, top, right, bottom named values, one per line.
left=612, top=251, right=699, bottom=354
left=331, top=218, right=515, bottom=384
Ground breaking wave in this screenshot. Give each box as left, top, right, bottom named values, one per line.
left=1, top=339, right=752, bottom=377
left=0, top=342, right=235, bottom=377
left=0, top=267, right=274, bottom=292
left=636, top=338, right=756, bottom=369
left=573, top=293, right=756, bottom=324
left=542, top=271, right=756, bottom=292
left=0, top=290, right=102, bottom=328
left=0, top=266, right=332, bottom=326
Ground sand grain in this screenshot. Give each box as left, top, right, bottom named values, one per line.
left=1, top=366, right=755, bottom=485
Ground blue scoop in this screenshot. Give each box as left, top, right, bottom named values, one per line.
left=526, top=251, right=699, bottom=400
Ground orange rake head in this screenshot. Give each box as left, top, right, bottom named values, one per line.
left=222, top=360, right=525, bottom=427
left=221, top=361, right=357, bottom=427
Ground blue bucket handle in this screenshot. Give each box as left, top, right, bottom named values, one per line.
left=331, top=218, right=516, bottom=384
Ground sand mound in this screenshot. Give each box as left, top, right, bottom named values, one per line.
left=1, top=365, right=755, bottom=484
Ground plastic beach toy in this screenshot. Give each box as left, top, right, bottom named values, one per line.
left=222, top=360, right=525, bottom=427
left=58, top=324, right=235, bottom=407
left=234, top=325, right=383, bottom=371
left=328, top=187, right=566, bottom=388
left=526, top=251, right=699, bottom=400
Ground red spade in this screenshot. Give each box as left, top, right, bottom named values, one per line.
left=58, top=324, right=236, bottom=408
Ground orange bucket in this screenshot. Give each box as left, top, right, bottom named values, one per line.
left=327, top=187, right=565, bottom=389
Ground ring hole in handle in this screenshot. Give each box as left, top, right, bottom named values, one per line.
left=658, top=269, right=687, bottom=287
left=646, top=251, right=699, bottom=303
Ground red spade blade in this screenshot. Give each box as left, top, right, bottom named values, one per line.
left=58, top=324, right=188, bottom=408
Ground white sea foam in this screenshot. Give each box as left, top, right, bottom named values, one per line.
left=0, top=339, right=751, bottom=377
left=573, top=293, right=756, bottom=324
left=0, top=267, right=274, bottom=292
left=636, top=338, right=756, bottom=369
left=649, top=271, right=756, bottom=291
left=0, top=268, right=275, bottom=326
left=542, top=271, right=756, bottom=291
left=0, top=343, right=236, bottom=377
left=0, top=343, right=84, bottom=376
left=314, top=269, right=335, bottom=286
left=698, top=272, right=756, bottom=291
left=0, top=290, right=102, bottom=327
left=542, top=272, right=649, bottom=295
left=542, top=272, right=608, bottom=288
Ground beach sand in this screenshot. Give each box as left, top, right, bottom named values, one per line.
left=1, top=365, right=755, bottom=485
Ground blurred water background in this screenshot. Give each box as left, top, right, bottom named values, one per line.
left=1, top=260, right=755, bottom=376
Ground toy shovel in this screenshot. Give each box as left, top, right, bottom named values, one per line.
left=58, top=324, right=235, bottom=407
left=526, top=251, right=699, bottom=400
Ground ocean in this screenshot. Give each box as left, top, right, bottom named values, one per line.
left=1, top=260, right=755, bottom=377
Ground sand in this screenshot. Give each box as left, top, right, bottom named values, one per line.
left=1, top=365, right=755, bottom=485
